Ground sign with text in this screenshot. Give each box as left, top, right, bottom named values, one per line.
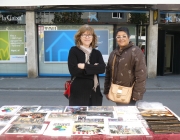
left=0, top=30, right=25, bottom=63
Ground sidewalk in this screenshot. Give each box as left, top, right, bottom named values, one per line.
left=0, top=75, right=180, bottom=90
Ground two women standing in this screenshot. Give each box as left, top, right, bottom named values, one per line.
left=68, top=25, right=147, bottom=106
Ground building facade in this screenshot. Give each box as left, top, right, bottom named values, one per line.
left=0, top=4, right=166, bottom=78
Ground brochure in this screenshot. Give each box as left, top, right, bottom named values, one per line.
left=0, top=105, right=21, bottom=115
left=43, top=121, right=73, bottom=136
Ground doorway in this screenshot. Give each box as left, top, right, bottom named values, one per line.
left=164, top=34, right=174, bottom=74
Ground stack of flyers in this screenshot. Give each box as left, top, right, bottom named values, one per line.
left=43, top=121, right=73, bottom=136
left=0, top=105, right=21, bottom=115
left=5, top=124, right=47, bottom=135
left=16, top=106, right=41, bottom=114
left=37, top=106, right=65, bottom=113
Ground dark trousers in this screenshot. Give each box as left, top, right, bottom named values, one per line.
left=88, top=97, right=92, bottom=106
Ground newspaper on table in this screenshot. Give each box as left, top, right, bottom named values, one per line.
left=5, top=124, right=47, bottom=135
left=108, top=121, right=149, bottom=135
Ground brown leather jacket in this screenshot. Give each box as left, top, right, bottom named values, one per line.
left=104, top=42, right=147, bottom=100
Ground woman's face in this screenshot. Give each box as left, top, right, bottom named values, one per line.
left=80, top=31, right=93, bottom=47
left=116, top=31, right=130, bottom=48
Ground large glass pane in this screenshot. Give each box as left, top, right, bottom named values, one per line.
left=38, top=25, right=113, bottom=76
left=0, top=25, right=27, bottom=76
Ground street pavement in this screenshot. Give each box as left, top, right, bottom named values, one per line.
left=0, top=74, right=180, bottom=116
left=0, top=74, right=180, bottom=90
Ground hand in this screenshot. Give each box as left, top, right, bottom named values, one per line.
left=78, top=63, right=85, bottom=69
left=133, top=98, right=137, bottom=101
left=105, top=94, right=110, bottom=100
left=94, top=63, right=99, bottom=65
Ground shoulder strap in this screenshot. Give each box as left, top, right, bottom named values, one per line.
left=111, top=55, right=116, bottom=82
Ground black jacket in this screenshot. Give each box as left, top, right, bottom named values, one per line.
left=68, top=46, right=106, bottom=106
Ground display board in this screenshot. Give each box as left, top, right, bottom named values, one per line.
left=0, top=30, right=25, bottom=63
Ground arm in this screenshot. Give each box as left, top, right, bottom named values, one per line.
left=68, top=47, right=86, bottom=77
left=84, top=50, right=106, bottom=75
left=132, top=49, right=147, bottom=100
left=103, top=52, right=113, bottom=95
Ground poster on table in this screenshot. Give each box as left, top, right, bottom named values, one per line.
left=43, top=30, right=109, bottom=63
left=0, top=30, right=26, bottom=63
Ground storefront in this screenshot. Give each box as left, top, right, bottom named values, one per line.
left=157, top=10, right=180, bottom=75
left=0, top=11, right=27, bottom=76
left=0, top=7, right=150, bottom=77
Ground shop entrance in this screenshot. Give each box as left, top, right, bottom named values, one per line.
left=164, top=34, right=174, bottom=74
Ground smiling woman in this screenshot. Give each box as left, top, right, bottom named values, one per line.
left=104, top=26, right=147, bottom=106
left=67, top=24, right=106, bottom=106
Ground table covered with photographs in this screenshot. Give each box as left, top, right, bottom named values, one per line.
left=0, top=103, right=180, bottom=140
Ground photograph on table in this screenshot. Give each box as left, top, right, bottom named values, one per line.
left=88, top=106, right=114, bottom=112
left=45, top=112, right=78, bottom=122
left=72, top=123, right=108, bottom=135
left=0, top=105, right=21, bottom=115
left=5, top=124, right=47, bottom=134
left=0, top=115, right=18, bottom=125
left=37, top=106, right=65, bottom=113
left=108, top=121, right=149, bottom=135
left=12, top=112, right=48, bottom=124
left=16, top=106, right=41, bottom=114
left=43, top=121, right=73, bottom=136
left=64, top=106, right=88, bottom=113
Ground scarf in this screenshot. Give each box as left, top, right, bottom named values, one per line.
left=80, top=45, right=99, bottom=92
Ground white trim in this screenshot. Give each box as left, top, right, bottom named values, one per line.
left=1, top=0, right=180, bottom=6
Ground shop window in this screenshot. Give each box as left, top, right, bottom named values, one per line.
left=112, top=12, right=123, bottom=19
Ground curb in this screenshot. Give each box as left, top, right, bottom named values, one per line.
left=1, top=88, right=180, bottom=91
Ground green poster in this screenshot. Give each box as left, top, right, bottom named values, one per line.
left=0, top=31, right=10, bottom=60
left=9, top=31, right=25, bottom=55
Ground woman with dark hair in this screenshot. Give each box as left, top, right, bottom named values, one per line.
left=68, top=24, right=106, bottom=106
left=104, top=27, right=147, bottom=106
